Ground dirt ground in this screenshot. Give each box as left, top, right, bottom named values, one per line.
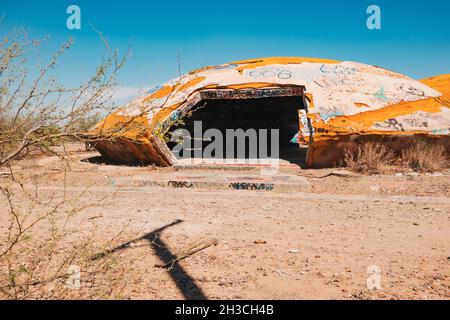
left=1, top=143, right=449, bottom=300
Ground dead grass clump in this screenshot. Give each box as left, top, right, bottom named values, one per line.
left=345, top=142, right=395, bottom=174
left=401, top=141, right=448, bottom=172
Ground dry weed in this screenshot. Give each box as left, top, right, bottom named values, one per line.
left=401, top=140, right=448, bottom=172
left=345, top=142, right=395, bottom=174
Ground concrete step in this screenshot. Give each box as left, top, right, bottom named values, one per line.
left=113, top=173, right=311, bottom=192
left=173, top=159, right=303, bottom=175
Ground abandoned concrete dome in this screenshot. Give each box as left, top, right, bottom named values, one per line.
left=88, top=57, right=450, bottom=168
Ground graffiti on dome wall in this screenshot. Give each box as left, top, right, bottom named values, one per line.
left=125, top=59, right=443, bottom=137
left=92, top=57, right=450, bottom=167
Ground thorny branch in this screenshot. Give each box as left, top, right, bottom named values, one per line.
left=0, top=24, right=137, bottom=299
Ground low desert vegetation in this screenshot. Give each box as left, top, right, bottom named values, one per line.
left=401, top=140, right=448, bottom=173
left=344, top=142, right=396, bottom=174
left=345, top=140, right=448, bottom=174
left=0, top=25, right=136, bottom=299
left=0, top=26, right=127, bottom=166
left=0, top=182, right=131, bottom=299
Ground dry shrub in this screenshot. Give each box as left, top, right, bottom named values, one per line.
left=401, top=140, right=448, bottom=172
left=0, top=182, right=133, bottom=299
left=345, top=142, right=395, bottom=174
left=0, top=25, right=135, bottom=299
left=0, top=231, right=130, bottom=299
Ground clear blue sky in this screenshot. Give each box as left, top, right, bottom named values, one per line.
left=1, top=0, right=450, bottom=94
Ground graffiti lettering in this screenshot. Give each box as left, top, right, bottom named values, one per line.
left=404, top=119, right=428, bottom=128
left=314, top=77, right=355, bottom=88
left=375, top=118, right=405, bottom=131
left=201, top=88, right=296, bottom=100
left=229, top=182, right=274, bottom=191
left=399, top=84, right=425, bottom=97
left=249, top=69, right=292, bottom=80
left=320, top=64, right=356, bottom=76
left=168, top=181, right=193, bottom=188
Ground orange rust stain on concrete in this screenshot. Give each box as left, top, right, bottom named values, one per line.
left=151, top=103, right=182, bottom=126
left=232, top=57, right=339, bottom=73
left=143, top=85, right=176, bottom=102
left=420, top=74, right=450, bottom=106
left=175, top=76, right=206, bottom=92
left=308, top=74, right=450, bottom=142
left=189, top=65, right=216, bottom=74
left=92, top=113, right=150, bottom=141
left=312, top=97, right=444, bottom=136
left=421, top=74, right=450, bottom=97
left=89, top=112, right=171, bottom=165
left=304, top=93, right=314, bottom=108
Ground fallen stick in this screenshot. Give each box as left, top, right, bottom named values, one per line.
left=155, top=238, right=218, bottom=269
left=298, top=172, right=356, bottom=179
left=88, top=214, right=104, bottom=220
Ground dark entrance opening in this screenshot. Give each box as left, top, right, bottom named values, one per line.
left=166, top=88, right=307, bottom=167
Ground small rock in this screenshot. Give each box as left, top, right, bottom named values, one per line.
left=369, top=185, right=381, bottom=193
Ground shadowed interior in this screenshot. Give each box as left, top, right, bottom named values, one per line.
left=167, top=95, right=306, bottom=164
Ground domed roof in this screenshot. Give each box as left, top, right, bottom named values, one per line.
left=91, top=57, right=450, bottom=166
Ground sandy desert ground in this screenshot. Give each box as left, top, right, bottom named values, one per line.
left=1, top=144, right=449, bottom=300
